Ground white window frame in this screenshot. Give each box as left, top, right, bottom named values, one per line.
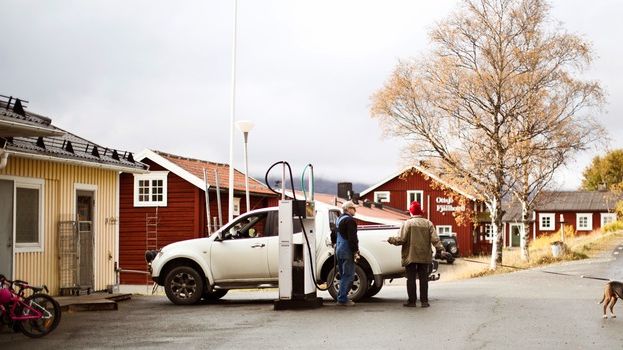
left=576, top=213, right=593, bottom=231
left=233, top=197, right=241, bottom=216
left=406, top=190, right=424, bottom=210
left=14, top=177, right=45, bottom=253
left=484, top=224, right=494, bottom=242
left=539, top=213, right=555, bottom=231
left=437, top=225, right=452, bottom=235
left=133, top=171, right=169, bottom=207
left=374, top=191, right=390, bottom=203
left=601, top=213, right=617, bottom=228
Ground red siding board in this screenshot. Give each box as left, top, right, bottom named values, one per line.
left=534, top=210, right=605, bottom=237
left=362, top=170, right=482, bottom=256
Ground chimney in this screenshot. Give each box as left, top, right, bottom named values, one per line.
left=337, top=182, right=353, bottom=199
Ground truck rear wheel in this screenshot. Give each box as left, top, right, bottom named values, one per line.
left=327, top=264, right=368, bottom=302
left=363, top=279, right=383, bottom=298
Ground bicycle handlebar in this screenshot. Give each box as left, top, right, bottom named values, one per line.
left=0, top=276, right=48, bottom=294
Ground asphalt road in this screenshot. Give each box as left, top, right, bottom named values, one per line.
left=3, top=245, right=623, bottom=350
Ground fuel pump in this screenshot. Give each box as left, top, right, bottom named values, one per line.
left=268, top=162, right=323, bottom=310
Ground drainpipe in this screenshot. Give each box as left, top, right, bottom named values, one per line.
left=0, top=149, right=8, bottom=169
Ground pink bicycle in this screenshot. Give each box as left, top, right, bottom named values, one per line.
left=0, top=275, right=61, bottom=338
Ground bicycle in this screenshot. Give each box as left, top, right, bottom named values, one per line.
left=0, top=275, right=62, bottom=338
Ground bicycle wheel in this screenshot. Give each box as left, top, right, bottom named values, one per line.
left=19, top=293, right=62, bottom=338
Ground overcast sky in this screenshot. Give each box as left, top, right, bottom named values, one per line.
left=2, top=0, right=621, bottom=189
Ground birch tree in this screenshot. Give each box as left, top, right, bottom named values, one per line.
left=371, top=0, right=604, bottom=269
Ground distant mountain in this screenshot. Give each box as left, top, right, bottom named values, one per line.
left=254, top=175, right=370, bottom=196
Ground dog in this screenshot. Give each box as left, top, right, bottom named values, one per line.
left=599, top=281, right=623, bottom=319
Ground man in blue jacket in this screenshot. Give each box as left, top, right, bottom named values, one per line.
left=335, top=200, right=359, bottom=306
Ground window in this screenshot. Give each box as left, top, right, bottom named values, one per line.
left=14, top=179, right=44, bottom=252
left=233, top=197, right=241, bottom=216
left=374, top=191, right=390, bottom=203
left=601, top=213, right=617, bottom=228
left=576, top=213, right=593, bottom=231
left=406, top=190, right=423, bottom=210
left=539, top=213, right=555, bottom=231
left=223, top=211, right=301, bottom=239
left=133, top=171, right=168, bottom=207
left=437, top=225, right=452, bottom=235
left=484, top=224, right=494, bottom=242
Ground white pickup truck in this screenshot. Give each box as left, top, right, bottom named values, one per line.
left=146, top=204, right=440, bottom=305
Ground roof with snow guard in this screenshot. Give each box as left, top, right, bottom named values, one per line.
left=0, top=96, right=148, bottom=173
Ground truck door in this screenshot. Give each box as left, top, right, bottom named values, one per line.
left=210, top=212, right=271, bottom=282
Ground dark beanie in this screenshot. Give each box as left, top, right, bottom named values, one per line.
left=409, top=201, right=423, bottom=216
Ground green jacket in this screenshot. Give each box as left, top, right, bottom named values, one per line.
left=388, top=215, right=444, bottom=266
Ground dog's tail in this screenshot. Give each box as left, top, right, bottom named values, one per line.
left=600, top=294, right=606, bottom=304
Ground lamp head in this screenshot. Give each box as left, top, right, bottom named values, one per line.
left=236, top=120, right=254, bottom=133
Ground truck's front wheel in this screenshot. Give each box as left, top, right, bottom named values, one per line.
left=164, top=266, right=204, bottom=305
left=327, top=264, right=368, bottom=302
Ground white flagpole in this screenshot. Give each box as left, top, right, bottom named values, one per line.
left=228, top=0, right=238, bottom=224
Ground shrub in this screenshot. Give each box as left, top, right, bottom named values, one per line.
left=563, top=225, right=576, bottom=238
left=616, top=200, right=623, bottom=219
left=603, top=220, right=623, bottom=233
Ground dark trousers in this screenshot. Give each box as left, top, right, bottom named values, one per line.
left=405, top=263, right=429, bottom=303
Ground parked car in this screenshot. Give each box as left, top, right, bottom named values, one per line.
left=434, top=233, right=459, bottom=264
left=145, top=204, right=442, bottom=305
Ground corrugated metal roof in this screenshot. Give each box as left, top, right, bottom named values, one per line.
left=1, top=104, right=147, bottom=172
left=501, top=190, right=621, bottom=222
left=0, top=104, right=64, bottom=137
left=535, top=191, right=622, bottom=211
left=0, top=102, right=53, bottom=128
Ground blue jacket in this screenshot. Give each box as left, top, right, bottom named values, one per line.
left=336, top=213, right=358, bottom=253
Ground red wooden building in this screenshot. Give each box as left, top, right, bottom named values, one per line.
left=502, top=191, right=620, bottom=247
left=359, top=166, right=488, bottom=256
left=119, top=149, right=278, bottom=284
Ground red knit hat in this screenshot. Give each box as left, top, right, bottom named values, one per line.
left=409, top=201, right=423, bottom=216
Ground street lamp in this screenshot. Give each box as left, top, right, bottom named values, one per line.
left=236, top=120, right=254, bottom=213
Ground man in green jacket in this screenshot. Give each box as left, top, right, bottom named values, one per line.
left=388, top=201, right=449, bottom=307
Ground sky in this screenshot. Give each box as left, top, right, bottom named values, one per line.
left=1, top=0, right=621, bottom=189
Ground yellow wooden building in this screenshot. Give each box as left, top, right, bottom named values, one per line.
left=0, top=96, right=147, bottom=295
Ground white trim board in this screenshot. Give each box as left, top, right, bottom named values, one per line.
left=136, top=149, right=206, bottom=190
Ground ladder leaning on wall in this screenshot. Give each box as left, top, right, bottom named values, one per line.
left=146, top=207, right=159, bottom=253
left=145, top=208, right=159, bottom=289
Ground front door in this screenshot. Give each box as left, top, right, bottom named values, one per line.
left=510, top=223, right=523, bottom=247
left=0, top=180, right=13, bottom=278
left=76, top=190, right=94, bottom=289
left=210, top=212, right=272, bottom=282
